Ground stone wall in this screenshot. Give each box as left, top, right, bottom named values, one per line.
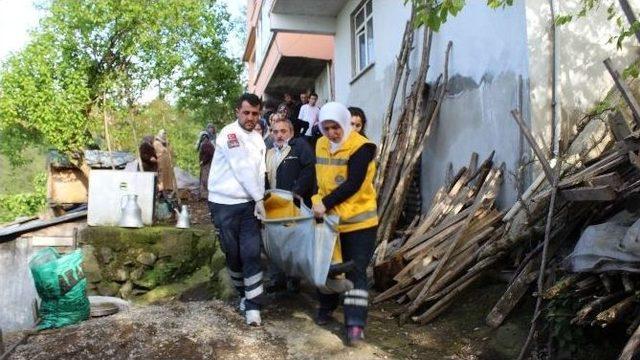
left=79, top=226, right=225, bottom=302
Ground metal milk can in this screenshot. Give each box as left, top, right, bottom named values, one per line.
left=118, top=194, right=144, bottom=228
left=175, top=205, right=190, bottom=229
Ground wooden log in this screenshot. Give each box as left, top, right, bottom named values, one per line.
left=559, top=151, right=626, bottom=189
left=486, top=261, right=538, bottom=328
left=511, top=110, right=555, bottom=184
left=572, top=292, right=628, bottom=325
left=594, top=294, right=637, bottom=327
left=620, top=322, right=640, bottom=360
left=560, top=185, right=617, bottom=202
left=400, top=205, right=473, bottom=253
left=604, top=57, right=640, bottom=127
left=589, top=172, right=623, bottom=189
left=403, top=221, right=464, bottom=260
left=542, top=274, right=583, bottom=300
left=373, top=279, right=415, bottom=304
left=412, top=271, right=485, bottom=324
left=424, top=253, right=501, bottom=304
left=628, top=310, right=640, bottom=336
left=412, top=258, right=438, bottom=281
left=402, top=168, right=502, bottom=322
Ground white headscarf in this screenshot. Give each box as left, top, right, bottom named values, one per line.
left=318, top=102, right=352, bottom=153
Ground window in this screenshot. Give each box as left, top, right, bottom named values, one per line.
left=352, top=0, right=374, bottom=76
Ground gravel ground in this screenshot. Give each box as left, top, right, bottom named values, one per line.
left=8, top=300, right=288, bottom=360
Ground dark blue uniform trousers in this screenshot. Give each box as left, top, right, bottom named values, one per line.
left=209, top=201, right=264, bottom=311
left=318, top=226, right=376, bottom=327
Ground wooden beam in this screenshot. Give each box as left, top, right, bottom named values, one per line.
left=604, top=58, right=640, bottom=127
left=510, top=110, right=555, bottom=184
left=609, top=112, right=632, bottom=140
left=618, top=0, right=640, bottom=44
left=561, top=185, right=617, bottom=202
left=589, top=172, right=623, bottom=189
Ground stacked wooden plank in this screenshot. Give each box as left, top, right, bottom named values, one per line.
left=484, top=141, right=640, bottom=326
left=373, top=151, right=507, bottom=323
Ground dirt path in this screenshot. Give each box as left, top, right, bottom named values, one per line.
left=7, top=280, right=532, bottom=360
left=7, top=199, right=531, bottom=359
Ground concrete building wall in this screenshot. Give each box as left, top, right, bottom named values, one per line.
left=526, top=0, right=640, bottom=161
left=420, top=2, right=530, bottom=208
left=314, top=63, right=333, bottom=106
left=333, top=0, right=414, bottom=144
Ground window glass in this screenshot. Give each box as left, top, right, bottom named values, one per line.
left=366, top=18, right=374, bottom=62
left=358, top=32, right=367, bottom=71
left=366, top=0, right=372, bottom=17
left=355, top=8, right=365, bottom=29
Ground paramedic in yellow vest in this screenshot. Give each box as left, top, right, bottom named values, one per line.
left=311, top=102, right=378, bottom=347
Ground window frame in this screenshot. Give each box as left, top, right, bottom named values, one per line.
left=351, top=0, right=374, bottom=79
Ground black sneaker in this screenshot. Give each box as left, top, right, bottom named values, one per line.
left=346, top=326, right=365, bottom=347
left=314, top=309, right=333, bottom=326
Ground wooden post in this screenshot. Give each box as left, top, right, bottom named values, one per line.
left=510, top=110, right=555, bottom=184
left=618, top=0, right=640, bottom=44
left=103, top=96, right=116, bottom=171
left=0, top=327, right=4, bottom=355
left=604, top=58, right=640, bottom=127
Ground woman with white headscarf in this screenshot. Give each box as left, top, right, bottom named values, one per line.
left=310, top=102, right=378, bottom=347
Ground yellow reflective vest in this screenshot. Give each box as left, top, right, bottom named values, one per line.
left=312, top=132, right=378, bottom=233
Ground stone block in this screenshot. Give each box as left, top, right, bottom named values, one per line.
left=97, top=281, right=120, bottom=296
left=114, top=268, right=129, bottom=282
left=136, top=252, right=157, bottom=266
left=98, top=246, right=113, bottom=264
left=81, top=245, right=102, bottom=283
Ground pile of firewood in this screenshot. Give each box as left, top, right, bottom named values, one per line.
left=483, top=128, right=640, bottom=359
left=373, top=151, right=507, bottom=323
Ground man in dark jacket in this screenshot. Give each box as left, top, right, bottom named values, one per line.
left=265, top=119, right=315, bottom=205
left=265, top=118, right=315, bottom=293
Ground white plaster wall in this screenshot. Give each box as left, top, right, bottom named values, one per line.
left=314, top=63, right=333, bottom=106
left=421, top=1, right=530, bottom=208
left=526, top=0, right=640, bottom=157
left=333, top=0, right=413, bottom=143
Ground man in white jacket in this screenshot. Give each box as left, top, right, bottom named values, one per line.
left=208, top=93, right=267, bottom=326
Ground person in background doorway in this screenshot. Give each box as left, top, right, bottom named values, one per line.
left=298, top=93, right=320, bottom=141
left=197, top=124, right=216, bottom=199
left=280, top=93, right=295, bottom=121
left=139, top=135, right=157, bottom=172
left=265, top=117, right=315, bottom=293
left=208, top=93, right=267, bottom=327
left=292, top=90, right=308, bottom=126
left=311, top=102, right=378, bottom=347
left=153, top=129, right=176, bottom=197
left=348, top=107, right=367, bottom=138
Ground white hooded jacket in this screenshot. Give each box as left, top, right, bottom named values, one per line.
left=208, top=120, right=266, bottom=204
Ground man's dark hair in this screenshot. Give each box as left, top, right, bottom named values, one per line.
left=236, top=93, right=262, bottom=109
left=309, top=92, right=318, bottom=99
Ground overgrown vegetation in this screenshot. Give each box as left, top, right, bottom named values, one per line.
left=0, top=0, right=242, bottom=167
left=96, top=99, right=208, bottom=175
left=0, top=173, right=47, bottom=223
